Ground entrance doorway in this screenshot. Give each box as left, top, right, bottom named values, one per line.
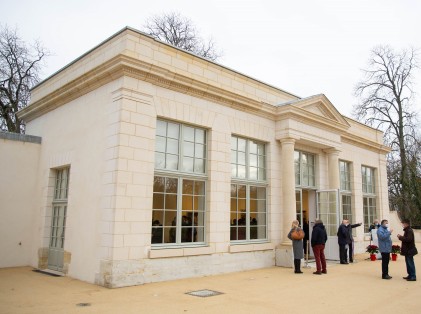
left=295, top=189, right=316, bottom=258
left=295, top=189, right=340, bottom=261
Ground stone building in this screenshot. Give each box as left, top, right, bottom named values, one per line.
left=0, top=27, right=390, bottom=287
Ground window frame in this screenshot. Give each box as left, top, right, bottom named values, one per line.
left=231, top=135, right=266, bottom=182
left=152, top=119, right=208, bottom=248
left=361, top=166, right=377, bottom=233
left=294, top=150, right=316, bottom=188
left=230, top=135, right=268, bottom=244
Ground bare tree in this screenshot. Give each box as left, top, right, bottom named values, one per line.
left=0, top=25, right=49, bottom=133
left=143, top=12, right=221, bottom=61
left=354, top=45, right=420, bottom=221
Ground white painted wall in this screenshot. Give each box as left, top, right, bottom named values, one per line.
left=0, top=137, right=40, bottom=267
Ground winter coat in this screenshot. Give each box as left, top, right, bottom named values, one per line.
left=337, top=224, right=349, bottom=245
left=338, top=223, right=362, bottom=245
left=399, top=226, right=418, bottom=256
left=287, top=227, right=304, bottom=259
left=377, top=225, right=392, bottom=253
left=311, top=223, right=328, bottom=247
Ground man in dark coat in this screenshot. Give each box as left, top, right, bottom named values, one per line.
left=311, top=219, right=328, bottom=275
left=337, top=219, right=362, bottom=264
left=397, top=218, right=417, bottom=281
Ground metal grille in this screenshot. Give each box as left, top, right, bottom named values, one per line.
left=186, top=289, right=223, bottom=298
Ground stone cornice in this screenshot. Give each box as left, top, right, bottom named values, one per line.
left=18, top=54, right=276, bottom=122
left=17, top=53, right=389, bottom=155
left=341, top=133, right=390, bottom=154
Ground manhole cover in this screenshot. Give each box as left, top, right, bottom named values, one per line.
left=186, top=289, right=223, bottom=298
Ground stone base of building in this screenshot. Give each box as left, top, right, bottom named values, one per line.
left=96, top=250, right=275, bottom=288
left=275, top=244, right=293, bottom=267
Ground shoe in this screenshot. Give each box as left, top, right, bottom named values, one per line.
left=349, top=260, right=354, bottom=263
left=403, top=276, right=409, bottom=279
left=382, top=275, right=392, bottom=280
left=313, top=271, right=322, bottom=275
left=340, top=262, right=349, bottom=264
left=406, top=278, right=417, bottom=281
left=294, top=270, right=303, bottom=274
left=322, top=270, right=327, bottom=274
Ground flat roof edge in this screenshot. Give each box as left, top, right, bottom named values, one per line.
left=0, top=132, right=42, bottom=144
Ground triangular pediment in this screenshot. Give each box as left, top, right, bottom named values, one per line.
left=278, top=94, right=350, bottom=127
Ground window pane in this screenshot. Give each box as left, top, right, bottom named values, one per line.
left=238, top=165, right=246, bottom=178
left=183, top=142, right=194, bottom=157
left=238, top=152, right=246, bottom=165
left=238, top=185, right=246, bottom=198
left=156, top=120, right=167, bottom=137
left=154, top=176, right=165, bottom=192
left=183, top=157, right=194, bottom=172
left=167, top=122, right=179, bottom=139
left=154, top=152, right=165, bottom=169
left=153, top=193, right=164, bottom=209
left=238, top=138, right=246, bottom=152
left=194, top=181, right=205, bottom=195
left=195, top=129, right=205, bottom=144
left=182, top=180, right=193, bottom=194
left=165, top=178, right=178, bottom=193
left=183, top=126, right=195, bottom=142
left=167, top=138, right=179, bottom=154
left=182, top=195, right=193, bottom=210
left=194, top=159, right=204, bottom=173
left=155, top=136, right=166, bottom=152
left=249, top=154, right=257, bottom=167
left=166, top=154, right=178, bottom=170
left=195, top=144, right=205, bottom=158
left=164, top=210, right=177, bottom=227
left=165, top=194, right=177, bottom=210
left=249, top=141, right=258, bottom=154
left=249, top=167, right=257, bottom=180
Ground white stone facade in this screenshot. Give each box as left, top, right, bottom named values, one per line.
left=0, top=27, right=390, bottom=287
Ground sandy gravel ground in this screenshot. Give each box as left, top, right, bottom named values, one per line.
left=1, top=254, right=420, bottom=314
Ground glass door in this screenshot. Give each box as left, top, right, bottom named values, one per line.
left=316, top=189, right=340, bottom=260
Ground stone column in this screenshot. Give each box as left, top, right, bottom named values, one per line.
left=281, top=138, right=297, bottom=244
left=275, top=138, right=296, bottom=267
left=326, top=148, right=340, bottom=190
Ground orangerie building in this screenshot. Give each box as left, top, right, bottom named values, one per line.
left=0, top=27, right=389, bottom=287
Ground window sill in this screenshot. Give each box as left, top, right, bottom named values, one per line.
left=229, top=242, right=274, bottom=253
left=149, top=245, right=215, bottom=258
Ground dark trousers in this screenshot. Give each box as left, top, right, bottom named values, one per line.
left=348, top=242, right=354, bottom=261
left=381, top=252, right=390, bottom=277
left=313, top=244, right=326, bottom=272
left=405, top=256, right=416, bottom=279
left=339, top=244, right=348, bottom=262
left=294, top=259, right=301, bottom=272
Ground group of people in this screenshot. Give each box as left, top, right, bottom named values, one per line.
left=288, top=218, right=417, bottom=280
left=376, top=218, right=417, bottom=281
left=287, top=219, right=327, bottom=274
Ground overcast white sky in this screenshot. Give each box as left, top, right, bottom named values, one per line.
left=2, top=0, right=421, bottom=117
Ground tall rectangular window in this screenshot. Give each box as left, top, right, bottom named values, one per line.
left=152, top=120, right=207, bottom=246
left=340, top=161, right=353, bottom=224
left=362, top=166, right=377, bottom=232
left=339, top=161, right=351, bottom=192
left=230, top=136, right=267, bottom=242
left=362, top=166, right=375, bottom=194
left=294, top=151, right=315, bottom=187
left=231, top=136, right=266, bottom=181
left=50, top=168, right=70, bottom=253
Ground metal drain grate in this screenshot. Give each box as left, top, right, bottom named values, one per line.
left=186, top=289, right=223, bottom=298
left=76, top=303, right=91, bottom=307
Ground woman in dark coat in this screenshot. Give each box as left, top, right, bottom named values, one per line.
left=287, top=220, right=304, bottom=274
